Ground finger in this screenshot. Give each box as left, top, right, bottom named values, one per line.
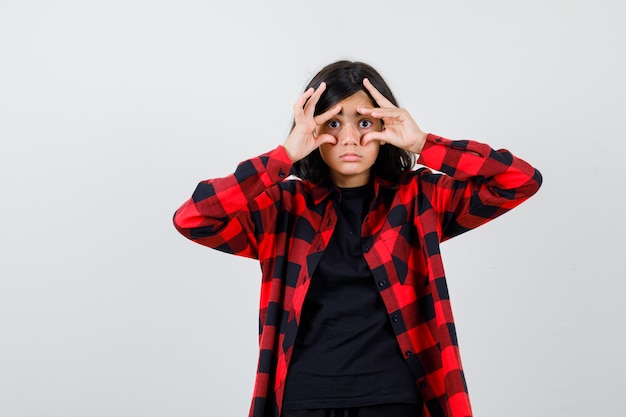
left=315, top=133, right=338, bottom=147
left=361, top=131, right=389, bottom=146
left=363, top=78, right=396, bottom=108
left=356, top=106, right=383, bottom=118
left=294, top=87, right=315, bottom=115
left=359, top=107, right=408, bottom=124
left=303, top=82, right=327, bottom=116
left=314, top=103, right=342, bottom=125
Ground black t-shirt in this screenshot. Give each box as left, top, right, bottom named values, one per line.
left=282, top=184, right=420, bottom=410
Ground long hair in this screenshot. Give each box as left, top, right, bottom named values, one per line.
left=292, top=61, right=415, bottom=184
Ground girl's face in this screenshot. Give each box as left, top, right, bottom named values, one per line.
left=318, top=91, right=382, bottom=188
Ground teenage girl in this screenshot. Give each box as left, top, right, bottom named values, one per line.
left=173, top=60, right=542, bottom=417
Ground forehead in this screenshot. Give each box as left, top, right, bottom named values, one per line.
left=335, top=90, right=374, bottom=112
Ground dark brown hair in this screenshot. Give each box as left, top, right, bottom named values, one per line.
left=292, top=60, right=415, bottom=183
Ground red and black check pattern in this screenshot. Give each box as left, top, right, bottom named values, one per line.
left=173, top=134, right=542, bottom=417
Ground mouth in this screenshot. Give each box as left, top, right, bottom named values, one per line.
left=340, top=152, right=362, bottom=162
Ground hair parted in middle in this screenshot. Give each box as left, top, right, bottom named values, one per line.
left=292, top=60, right=416, bottom=184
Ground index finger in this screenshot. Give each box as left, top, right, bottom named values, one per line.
left=294, top=87, right=316, bottom=116
left=363, top=78, right=396, bottom=108
left=303, top=82, right=327, bottom=116
left=314, top=103, right=342, bottom=125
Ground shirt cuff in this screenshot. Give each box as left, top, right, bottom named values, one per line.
left=265, top=145, right=294, bottom=184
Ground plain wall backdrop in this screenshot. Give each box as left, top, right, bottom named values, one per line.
left=1, top=1, right=624, bottom=416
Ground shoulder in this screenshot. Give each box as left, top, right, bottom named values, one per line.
left=380, top=168, right=456, bottom=204
left=396, top=167, right=445, bottom=187
left=262, top=177, right=325, bottom=203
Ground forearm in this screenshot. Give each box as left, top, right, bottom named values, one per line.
left=173, top=146, right=292, bottom=250
left=418, top=134, right=542, bottom=202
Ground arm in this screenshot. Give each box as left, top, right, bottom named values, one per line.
left=417, top=134, right=542, bottom=240
left=172, top=146, right=293, bottom=258
left=358, top=78, right=542, bottom=239
left=174, top=82, right=343, bottom=256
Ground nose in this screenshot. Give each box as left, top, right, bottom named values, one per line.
left=338, top=124, right=360, bottom=146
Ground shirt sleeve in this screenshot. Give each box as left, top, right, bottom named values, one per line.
left=172, top=145, right=293, bottom=258
left=416, top=133, right=543, bottom=240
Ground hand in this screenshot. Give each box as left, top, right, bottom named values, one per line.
left=283, top=82, right=342, bottom=162
left=359, top=78, right=427, bottom=154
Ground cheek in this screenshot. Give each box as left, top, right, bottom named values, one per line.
left=366, top=142, right=381, bottom=159
left=318, top=143, right=333, bottom=162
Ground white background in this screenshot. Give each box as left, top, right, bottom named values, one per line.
left=1, top=1, right=624, bottom=416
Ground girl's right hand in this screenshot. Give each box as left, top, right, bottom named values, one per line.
left=283, top=82, right=342, bottom=163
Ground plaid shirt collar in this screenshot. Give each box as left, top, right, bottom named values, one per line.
left=309, top=175, right=401, bottom=206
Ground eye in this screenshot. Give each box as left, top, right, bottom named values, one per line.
left=359, top=119, right=373, bottom=128
left=327, top=119, right=340, bottom=129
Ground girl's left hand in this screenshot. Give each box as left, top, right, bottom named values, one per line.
left=359, top=78, right=427, bottom=154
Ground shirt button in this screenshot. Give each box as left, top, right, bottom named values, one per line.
left=392, top=314, right=399, bottom=322
left=405, top=350, right=413, bottom=357
left=435, top=138, right=442, bottom=143
left=363, top=246, right=370, bottom=253
left=378, top=280, right=386, bottom=287
left=278, top=169, right=286, bottom=178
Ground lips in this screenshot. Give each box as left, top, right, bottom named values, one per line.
left=340, top=152, right=362, bottom=162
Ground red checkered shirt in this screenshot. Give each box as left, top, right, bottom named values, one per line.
left=173, top=134, right=542, bottom=417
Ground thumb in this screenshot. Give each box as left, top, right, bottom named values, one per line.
left=362, top=131, right=387, bottom=146
left=316, top=133, right=338, bottom=147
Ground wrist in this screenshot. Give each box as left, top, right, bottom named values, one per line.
left=281, top=145, right=298, bottom=163
left=410, top=131, right=428, bottom=154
